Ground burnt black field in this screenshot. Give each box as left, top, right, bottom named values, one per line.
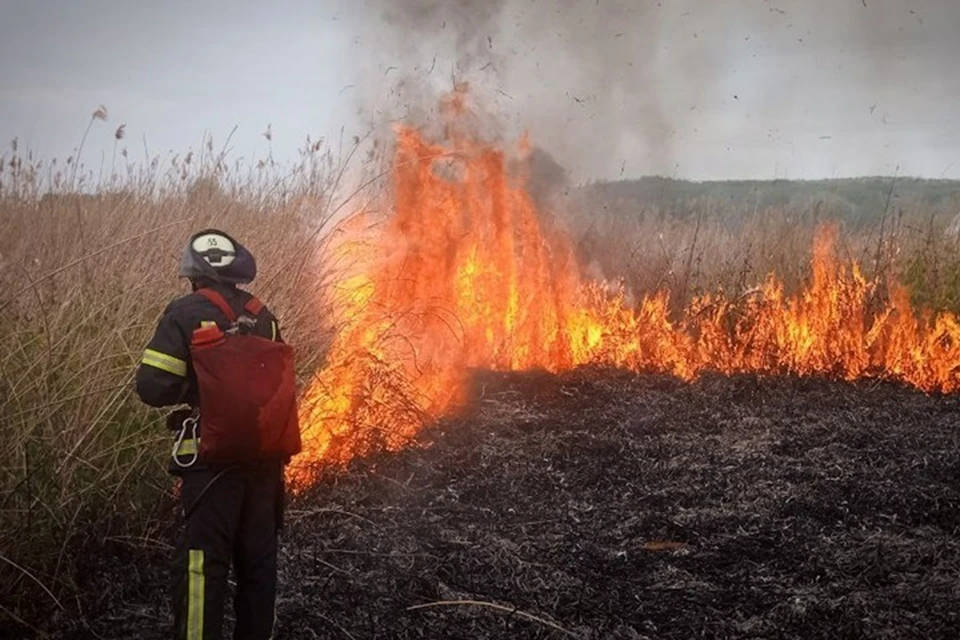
left=24, top=370, right=960, bottom=639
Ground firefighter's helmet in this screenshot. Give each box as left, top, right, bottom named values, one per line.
left=178, top=229, right=257, bottom=284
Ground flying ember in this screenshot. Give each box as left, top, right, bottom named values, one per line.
left=290, top=101, right=960, bottom=482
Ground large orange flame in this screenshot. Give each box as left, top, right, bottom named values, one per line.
left=291, top=115, right=960, bottom=482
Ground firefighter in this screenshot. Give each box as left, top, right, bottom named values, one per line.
left=136, top=229, right=287, bottom=640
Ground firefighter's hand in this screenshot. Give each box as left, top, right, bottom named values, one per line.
left=166, top=409, right=194, bottom=431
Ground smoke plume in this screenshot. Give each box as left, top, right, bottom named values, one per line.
left=342, top=0, right=958, bottom=181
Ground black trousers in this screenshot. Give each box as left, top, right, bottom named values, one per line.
left=172, top=462, right=284, bottom=640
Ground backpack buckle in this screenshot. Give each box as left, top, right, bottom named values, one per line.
left=229, top=314, right=259, bottom=336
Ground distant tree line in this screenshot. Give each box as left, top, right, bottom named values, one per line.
left=574, top=176, right=960, bottom=228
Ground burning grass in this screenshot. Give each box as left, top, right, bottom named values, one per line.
left=292, top=109, right=960, bottom=480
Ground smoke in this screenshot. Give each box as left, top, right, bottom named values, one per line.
left=345, top=0, right=703, bottom=180
left=341, top=0, right=958, bottom=182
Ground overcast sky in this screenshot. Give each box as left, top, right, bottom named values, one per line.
left=1, top=0, right=957, bottom=182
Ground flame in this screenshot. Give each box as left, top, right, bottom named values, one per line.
left=290, top=113, right=960, bottom=483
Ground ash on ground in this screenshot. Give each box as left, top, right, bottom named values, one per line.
left=45, top=370, right=960, bottom=639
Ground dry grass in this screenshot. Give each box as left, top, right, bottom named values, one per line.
left=564, top=188, right=960, bottom=314
left=0, top=130, right=362, bottom=623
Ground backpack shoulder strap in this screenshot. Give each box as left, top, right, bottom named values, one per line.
left=196, top=288, right=237, bottom=323
left=243, top=296, right=265, bottom=317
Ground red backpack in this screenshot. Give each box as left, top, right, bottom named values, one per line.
left=189, top=288, right=301, bottom=464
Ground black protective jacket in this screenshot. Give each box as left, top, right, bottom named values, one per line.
left=136, top=284, right=282, bottom=409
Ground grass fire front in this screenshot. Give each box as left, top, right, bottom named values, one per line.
left=41, top=370, right=960, bottom=639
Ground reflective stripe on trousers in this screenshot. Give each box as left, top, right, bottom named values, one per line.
left=187, top=549, right=205, bottom=640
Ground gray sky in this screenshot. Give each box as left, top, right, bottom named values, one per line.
left=1, top=0, right=958, bottom=182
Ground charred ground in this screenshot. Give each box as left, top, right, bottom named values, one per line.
left=31, top=370, right=960, bottom=639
